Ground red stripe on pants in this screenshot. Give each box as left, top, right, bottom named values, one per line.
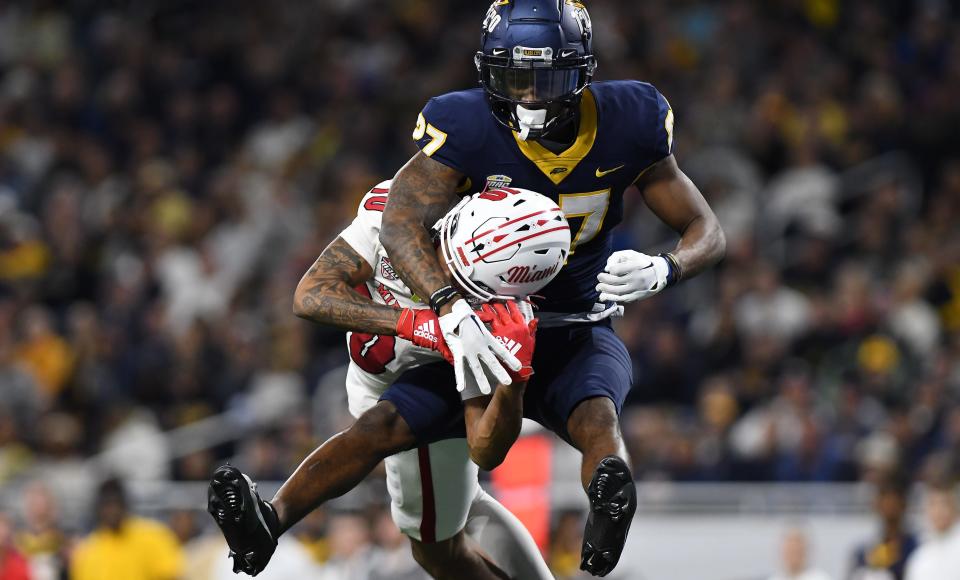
left=417, top=446, right=437, bottom=543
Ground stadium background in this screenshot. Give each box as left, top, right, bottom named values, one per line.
left=0, top=0, right=958, bottom=579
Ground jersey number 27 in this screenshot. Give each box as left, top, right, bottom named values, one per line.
left=559, top=189, right=610, bottom=252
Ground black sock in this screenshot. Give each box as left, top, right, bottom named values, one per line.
left=262, top=501, right=281, bottom=541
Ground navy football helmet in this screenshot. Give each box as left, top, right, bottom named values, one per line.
left=475, top=0, right=597, bottom=141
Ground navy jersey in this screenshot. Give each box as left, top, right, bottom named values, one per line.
left=850, top=534, right=918, bottom=580
left=413, top=80, right=674, bottom=315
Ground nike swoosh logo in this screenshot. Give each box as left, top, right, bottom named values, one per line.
left=560, top=49, right=577, bottom=58
left=492, top=48, right=507, bottom=56
left=595, top=165, right=625, bottom=177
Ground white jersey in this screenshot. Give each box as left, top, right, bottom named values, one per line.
left=338, top=180, right=495, bottom=415
left=338, top=180, right=443, bottom=411
left=330, top=183, right=554, bottom=577
left=905, top=524, right=960, bottom=580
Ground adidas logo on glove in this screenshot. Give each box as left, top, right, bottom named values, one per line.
left=413, top=320, right=439, bottom=343
left=496, top=336, right=522, bottom=356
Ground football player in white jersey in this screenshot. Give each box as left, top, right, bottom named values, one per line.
left=208, top=183, right=569, bottom=579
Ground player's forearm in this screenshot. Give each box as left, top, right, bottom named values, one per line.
left=380, top=152, right=463, bottom=302
left=465, top=382, right=526, bottom=470
left=293, top=283, right=400, bottom=335
left=639, top=156, right=727, bottom=280
left=380, top=217, right=450, bottom=301
left=293, top=237, right=400, bottom=335
left=671, top=210, right=726, bottom=279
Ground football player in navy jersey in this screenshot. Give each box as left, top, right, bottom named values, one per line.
left=380, top=0, right=726, bottom=575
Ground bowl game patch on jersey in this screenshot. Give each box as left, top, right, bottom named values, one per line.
left=485, top=174, right=512, bottom=189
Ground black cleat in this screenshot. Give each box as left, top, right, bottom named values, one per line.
left=207, top=465, right=280, bottom=576
left=580, top=456, right=637, bottom=577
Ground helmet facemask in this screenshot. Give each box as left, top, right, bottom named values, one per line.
left=476, top=47, right=596, bottom=141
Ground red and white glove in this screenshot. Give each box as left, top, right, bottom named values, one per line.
left=439, top=299, right=520, bottom=395
left=476, top=300, right=538, bottom=383
left=396, top=308, right=454, bottom=365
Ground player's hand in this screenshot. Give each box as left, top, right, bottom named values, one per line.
left=477, top=300, right=537, bottom=382
left=396, top=308, right=454, bottom=364
left=595, top=250, right=670, bottom=304
left=438, top=299, right=521, bottom=395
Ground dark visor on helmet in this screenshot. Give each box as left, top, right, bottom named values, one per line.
left=484, top=65, right=584, bottom=103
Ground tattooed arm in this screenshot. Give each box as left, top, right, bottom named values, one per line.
left=382, top=152, right=520, bottom=394
left=292, top=237, right=401, bottom=335
left=380, top=152, right=464, bottom=309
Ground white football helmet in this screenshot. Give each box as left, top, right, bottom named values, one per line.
left=437, top=187, right=571, bottom=301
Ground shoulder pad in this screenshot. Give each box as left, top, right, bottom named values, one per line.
left=599, top=81, right=674, bottom=161
left=414, top=89, right=489, bottom=173
left=338, top=181, right=392, bottom=268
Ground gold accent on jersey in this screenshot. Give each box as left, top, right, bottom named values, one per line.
left=558, top=189, right=611, bottom=252
left=512, top=88, right=598, bottom=185
left=664, top=107, right=675, bottom=152
left=455, top=177, right=473, bottom=194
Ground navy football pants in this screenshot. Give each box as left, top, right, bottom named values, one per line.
left=380, top=321, right=633, bottom=446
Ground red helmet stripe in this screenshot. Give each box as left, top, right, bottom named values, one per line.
left=463, top=208, right=563, bottom=244
left=472, top=225, right=570, bottom=263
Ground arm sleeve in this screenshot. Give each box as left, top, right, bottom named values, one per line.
left=337, top=183, right=390, bottom=269
left=413, top=96, right=473, bottom=174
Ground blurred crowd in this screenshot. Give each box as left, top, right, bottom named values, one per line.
left=0, top=0, right=959, bottom=578
left=1, top=476, right=433, bottom=580
left=764, top=473, right=960, bottom=580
